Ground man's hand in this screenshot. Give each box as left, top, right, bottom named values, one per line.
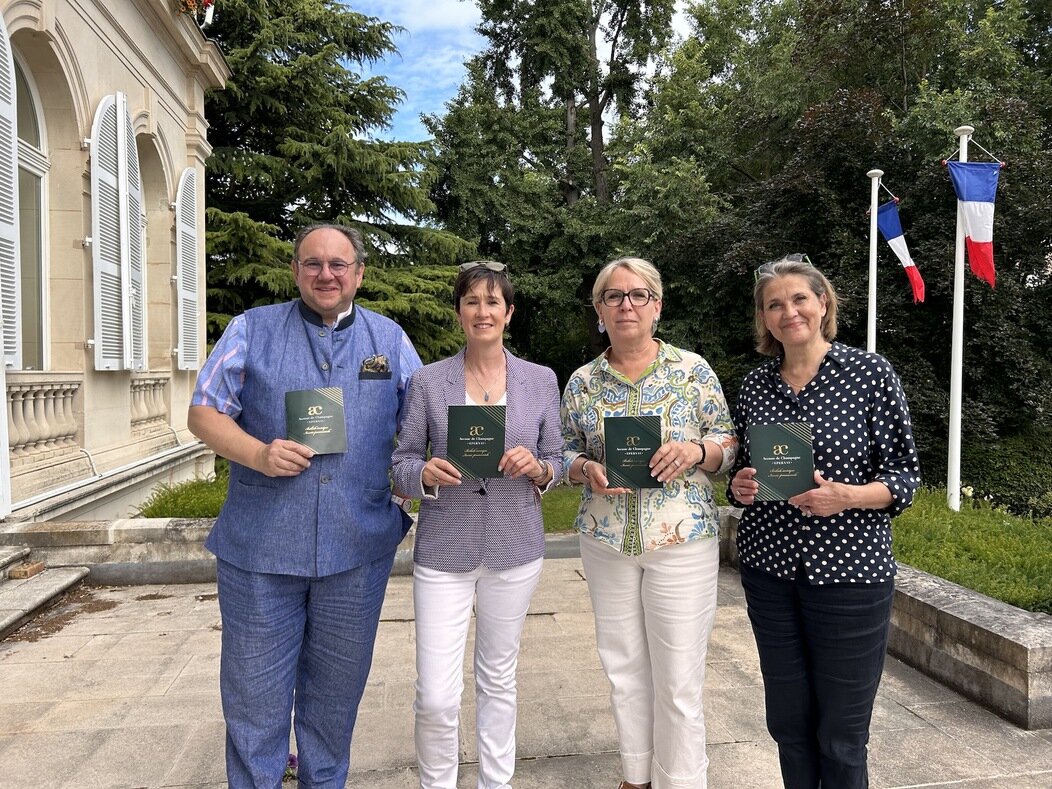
left=256, top=439, right=314, bottom=477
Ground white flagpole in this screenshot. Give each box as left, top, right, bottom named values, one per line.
left=947, top=125, right=973, bottom=512
left=866, top=169, right=883, bottom=352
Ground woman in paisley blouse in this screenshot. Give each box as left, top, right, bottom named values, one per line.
left=561, top=257, right=737, bottom=789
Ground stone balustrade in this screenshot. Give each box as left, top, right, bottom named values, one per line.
left=6, top=373, right=82, bottom=459
left=130, top=374, right=169, bottom=430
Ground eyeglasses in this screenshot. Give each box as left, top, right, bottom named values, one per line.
left=754, top=253, right=812, bottom=283
left=297, top=258, right=354, bottom=276
left=599, top=288, right=657, bottom=307
left=459, top=260, right=508, bottom=275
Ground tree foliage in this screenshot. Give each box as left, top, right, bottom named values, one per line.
left=201, top=0, right=470, bottom=359
left=428, top=0, right=1052, bottom=507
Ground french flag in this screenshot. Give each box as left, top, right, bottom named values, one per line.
left=876, top=200, right=925, bottom=303
left=947, top=161, right=1001, bottom=287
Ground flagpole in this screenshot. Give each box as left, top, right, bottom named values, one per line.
left=866, top=169, right=883, bottom=352
left=947, top=125, right=973, bottom=512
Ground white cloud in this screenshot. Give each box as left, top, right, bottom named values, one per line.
left=355, top=0, right=481, bottom=32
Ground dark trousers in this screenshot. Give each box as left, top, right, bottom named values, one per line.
left=740, top=563, right=895, bottom=789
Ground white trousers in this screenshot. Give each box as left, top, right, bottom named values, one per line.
left=580, top=535, right=720, bottom=789
left=413, top=558, right=544, bottom=789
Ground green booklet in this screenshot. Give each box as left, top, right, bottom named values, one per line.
left=748, top=422, right=817, bottom=500
left=604, top=415, right=662, bottom=489
left=447, top=405, right=506, bottom=479
left=285, top=387, right=348, bottom=454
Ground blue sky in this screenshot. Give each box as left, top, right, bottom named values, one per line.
left=350, top=1, right=484, bottom=142
left=349, top=2, right=693, bottom=143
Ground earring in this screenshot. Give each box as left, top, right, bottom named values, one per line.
left=597, top=318, right=606, bottom=333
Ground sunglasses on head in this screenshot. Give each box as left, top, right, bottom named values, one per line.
left=459, top=260, right=508, bottom=275
left=754, top=253, right=812, bottom=283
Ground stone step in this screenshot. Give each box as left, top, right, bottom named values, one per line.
left=0, top=545, right=30, bottom=574
left=0, top=566, right=89, bottom=640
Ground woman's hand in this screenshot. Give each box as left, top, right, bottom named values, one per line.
left=730, top=467, right=759, bottom=505
left=580, top=459, right=630, bottom=496
left=649, top=440, right=703, bottom=483
left=500, top=445, right=546, bottom=481
left=789, top=471, right=892, bottom=517
left=422, top=457, right=462, bottom=488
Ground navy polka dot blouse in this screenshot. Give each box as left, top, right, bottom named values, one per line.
left=729, top=342, right=921, bottom=584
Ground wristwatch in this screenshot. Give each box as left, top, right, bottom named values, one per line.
left=688, top=438, right=708, bottom=470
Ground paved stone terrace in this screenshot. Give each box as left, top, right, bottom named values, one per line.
left=1, top=559, right=1050, bottom=788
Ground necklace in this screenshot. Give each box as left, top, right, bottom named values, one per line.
left=780, top=367, right=816, bottom=390
left=466, top=361, right=503, bottom=402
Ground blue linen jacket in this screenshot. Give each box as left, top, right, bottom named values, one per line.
left=200, top=300, right=421, bottom=577
left=391, top=349, right=563, bottom=573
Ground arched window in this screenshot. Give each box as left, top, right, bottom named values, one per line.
left=14, top=58, right=47, bottom=371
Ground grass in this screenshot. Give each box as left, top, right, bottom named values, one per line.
left=541, top=485, right=582, bottom=533
left=892, top=488, right=1052, bottom=614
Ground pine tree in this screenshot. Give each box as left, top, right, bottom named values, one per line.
left=201, top=0, right=470, bottom=358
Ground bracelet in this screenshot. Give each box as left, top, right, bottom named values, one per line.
left=529, top=462, right=547, bottom=482
left=580, top=459, right=593, bottom=481
left=690, top=439, right=708, bottom=471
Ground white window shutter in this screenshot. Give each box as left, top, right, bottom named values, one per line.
left=0, top=14, right=20, bottom=372
left=174, top=168, right=199, bottom=370
left=91, top=92, right=143, bottom=370
left=0, top=13, right=13, bottom=515
left=0, top=358, right=8, bottom=517
left=127, top=171, right=146, bottom=370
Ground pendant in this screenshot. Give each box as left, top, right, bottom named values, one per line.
left=483, top=391, right=490, bottom=402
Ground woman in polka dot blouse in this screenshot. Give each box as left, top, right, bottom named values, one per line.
left=392, top=261, right=564, bottom=789
left=728, top=255, right=921, bottom=789
left=562, top=257, right=738, bottom=789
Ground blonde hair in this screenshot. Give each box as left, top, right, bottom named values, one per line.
left=592, top=257, right=663, bottom=304
left=753, top=258, right=838, bottom=356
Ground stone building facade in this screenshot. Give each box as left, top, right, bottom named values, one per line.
left=0, top=0, right=227, bottom=520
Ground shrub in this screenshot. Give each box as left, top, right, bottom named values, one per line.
left=137, top=468, right=228, bottom=518
left=960, top=425, right=1052, bottom=518
left=892, top=488, right=1052, bottom=613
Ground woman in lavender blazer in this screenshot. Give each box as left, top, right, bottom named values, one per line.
left=391, top=261, right=563, bottom=789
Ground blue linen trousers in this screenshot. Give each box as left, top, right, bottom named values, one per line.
left=217, top=553, right=395, bottom=788
left=740, top=563, right=895, bottom=789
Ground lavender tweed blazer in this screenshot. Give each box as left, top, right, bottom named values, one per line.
left=392, top=349, right=564, bottom=573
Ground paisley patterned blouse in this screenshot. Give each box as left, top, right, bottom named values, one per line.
left=561, top=340, right=738, bottom=555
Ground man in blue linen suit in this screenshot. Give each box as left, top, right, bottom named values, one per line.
left=188, top=223, right=422, bottom=788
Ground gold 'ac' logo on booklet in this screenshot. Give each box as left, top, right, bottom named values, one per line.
left=307, top=405, right=323, bottom=416
left=469, top=425, right=485, bottom=437
left=626, top=435, right=641, bottom=447
left=772, top=444, right=789, bottom=456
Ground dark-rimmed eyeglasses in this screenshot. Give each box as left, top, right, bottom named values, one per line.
left=459, top=260, right=508, bottom=275
left=754, top=253, right=812, bottom=283
left=297, top=258, right=354, bottom=276
left=599, top=288, right=657, bottom=307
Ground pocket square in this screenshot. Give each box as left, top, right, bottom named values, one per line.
left=360, top=354, right=390, bottom=374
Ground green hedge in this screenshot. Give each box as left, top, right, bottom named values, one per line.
left=960, top=425, right=1052, bottom=518
left=892, top=488, right=1052, bottom=614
